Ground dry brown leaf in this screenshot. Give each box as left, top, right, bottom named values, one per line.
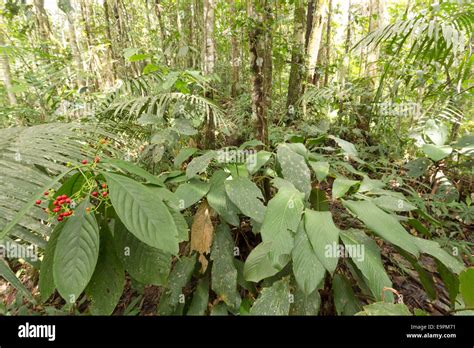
left=191, top=200, right=215, bottom=273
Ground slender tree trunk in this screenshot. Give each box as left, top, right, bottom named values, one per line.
left=203, top=0, right=216, bottom=148
left=263, top=1, right=273, bottom=112
left=248, top=0, right=268, bottom=145
left=286, top=0, right=305, bottom=120
left=155, top=0, right=169, bottom=65
left=305, top=0, right=328, bottom=84
left=323, top=0, right=332, bottom=86
left=338, top=0, right=351, bottom=116
left=230, top=0, right=239, bottom=97
left=0, top=31, right=17, bottom=106
left=33, top=0, right=52, bottom=51
left=103, top=0, right=117, bottom=83
left=66, top=13, right=84, bottom=87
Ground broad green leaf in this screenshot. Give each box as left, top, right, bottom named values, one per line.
left=157, top=255, right=196, bottom=315
left=309, top=161, right=329, bottom=182
left=424, top=120, right=448, bottom=146
left=187, top=275, right=209, bottom=315
left=39, top=223, right=63, bottom=302
left=169, top=208, right=189, bottom=242
left=343, top=200, right=419, bottom=257
left=261, top=186, right=304, bottom=267
left=207, top=170, right=240, bottom=226
left=173, top=118, right=197, bottom=135
left=249, top=277, right=290, bottom=315
left=405, top=158, right=431, bottom=178
left=174, top=179, right=210, bottom=210
left=225, top=176, right=266, bottom=223
left=174, top=147, right=197, bottom=168
left=114, top=219, right=171, bottom=285
left=276, top=144, right=311, bottom=198
left=0, top=259, right=34, bottom=302
left=53, top=201, right=100, bottom=301
left=436, top=260, right=459, bottom=304
left=459, top=268, right=474, bottom=307
left=329, top=135, right=358, bottom=158
left=304, top=210, right=340, bottom=273
left=105, top=172, right=179, bottom=255
left=290, top=287, right=321, bottom=315
left=105, top=159, right=164, bottom=186
left=85, top=224, right=124, bottom=315
left=332, top=177, right=359, bottom=199
left=332, top=274, right=362, bottom=315
left=186, top=151, right=216, bottom=179
left=309, top=188, right=329, bottom=211
left=422, top=144, right=452, bottom=161
left=413, top=237, right=464, bottom=274
left=243, top=241, right=282, bottom=282
left=356, top=302, right=411, bottom=316
left=292, top=223, right=326, bottom=295
left=210, top=303, right=228, bottom=316
left=358, top=176, right=384, bottom=193
left=210, top=224, right=241, bottom=309
left=49, top=172, right=87, bottom=210
left=246, top=150, right=272, bottom=174
left=340, top=229, right=393, bottom=302
left=372, top=196, right=417, bottom=212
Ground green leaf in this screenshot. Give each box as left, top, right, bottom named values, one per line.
left=304, top=210, right=340, bottom=273
left=225, top=176, right=266, bottom=223
left=309, top=161, right=329, bottom=182
left=0, top=259, right=34, bottom=302
left=114, top=219, right=172, bottom=285
left=405, top=158, right=431, bottom=178
left=169, top=208, right=189, bottom=242
left=49, top=172, right=87, bottom=210
left=186, top=151, right=216, bottom=179
left=105, top=172, right=179, bottom=255
left=246, top=150, right=272, bottom=174
left=309, top=188, right=329, bottom=211
left=424, top=120, right=448, bottom=146
left=343, top=200, right=419, bottom=257
left=249, top=277, right=291, bottom=315
left=413, top=237, right=464, bottom=274
left=292, top=222, right=326, bottom=295
left=436, top=260, right=459, bottom=304
left=174, top=179, right=210, bottom=210
left=173, top=118, right=197, bottom=135
left=105, top=159, right=164, bottom=186
left=210, top=224, right=241, bottom=309
left=422, top=144, right=452, bottom=161
left=187, top=275, right=209, bottom=315
left=85, top=224, right=124, bottom=315
left=261, top=186, right=304, bottom=266
left=459, top=268, right=474, bottom=308
left=39, top=223, right=63, bottom=302
left=329, top=135, right=358, bottom=158
left=157, top=255, right=196, bottom=315
left=332, top=274, right=362, bottom=315
left=290, top=287, right=321, bottom=315
left=174, top=147, right=197, bottom=168
left=53, top=201, right=100, bottom=301
left=276, top=144, right=311, bottom=198
left=332, top=177, right=360, bottom=199
left=358, top=176, right=384, bottom=193
left=340, top=229, right=393, bottom=302
left=210, top=302, right=228, bottom=315
left=356, top=302, right=411, bottom=316
left=243, top=242, right=282, bottom=282
left=372, top=196, right=417, bottom=212
left=207, top=170, right=240, bottom=226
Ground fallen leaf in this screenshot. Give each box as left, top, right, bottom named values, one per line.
left=191, top=200, right=215, bottom=272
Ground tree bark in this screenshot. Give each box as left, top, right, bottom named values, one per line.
left=230, top=0, right=239, bottom=98
left=305, top=0, right=328, bottom=84
left=263, top=1, right=273, bottom=111
left=203, top=0, right=216, bottom=148
left=0, top=31, right=17, bottom=106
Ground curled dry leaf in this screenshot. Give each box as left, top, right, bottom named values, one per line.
left=191, top=200, right=215, bottom=273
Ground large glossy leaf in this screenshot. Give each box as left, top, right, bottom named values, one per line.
left=114, top=219, right=172, bottom=285
left=249, top=277, right=290, bottom=315
left=405, top=158, right=431, bottom=178
left=309, top=161, right=329, bottom=182
left=292, top=222, right=326, bottom=295
left=413, top=237, right=464, bottom=274
left=174, top=147, right=198, bottom=168
left=332, top=274, right=362, bottom=315
left=343, top=200, right=419, bottom=257
left=329, top=135, right=358, bottom=158
left=422, top=144, right=452, bottom=161
left=39, top=223, right=63, bottom=302
left=187, top=275, right=209, bottom=315
left=53, top=201, right=100, bottom=301
left=104, top=172, right=179, bottom=255
left=290, top=287, right=321, bottom=315
left=105, top=159, right=164, bottom=186
left=340, top=229, right=393, bottom=302
left=186, top=151, right=216, bottom=179
left=207, top=170, right=240, bottom=226
left=304, top=210, right=340, bottom=273
left=174, top=179, right=210, bottom=210
left=261, top=186, right=304, bottom=267
left=85, top=224, right=124, bottom=315
left=243, top=241, right=282, bottom=282
left=424, top=120, right=448, bottom=146
left=372, top=196, right=417, bottom=212
left=224, top=176, right=266, bottom=223
left=246, top=150, right=272, bottom=174
left=332, top=177, right=359, bottom=199
left=356, top=302, right=411, bottom=316
left=459, top=268, right=474, bottom=307
left=210, top=224, right=241, bottom=309
left=276, top=144, right=311, bottom=198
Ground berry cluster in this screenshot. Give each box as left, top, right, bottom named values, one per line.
left=52, top=194, right=73, bottom=221
left=92, top=183, right=108, bottom=198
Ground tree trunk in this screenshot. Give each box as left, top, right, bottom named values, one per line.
left=263, top=1, right=273, bottom=112
left=286, top=0, right=305, bottom=120
left=323, top=0, right=332, bottom=86
left=305, top=0, right=328, bottom=84
left=248, top=0, right=268, bottom=145
left=33, top=0, right=52, bottom=50
left=103, top=0, right=117, bottom=83
left=230, top=0, right=239, bottom=98
left=0, top=31, right=17, bottom=106
left=203, top=0, right=216, bottom=148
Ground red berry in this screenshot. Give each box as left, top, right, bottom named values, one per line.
left=82, top=159, right=88, bottom=165
left=66, top=198, right=72, bottom=204
left=44, top=191, right=49, bottom=196
left=53, top=200, right=59, bottom=206
left=94, top=156, right=100, bottom=163
left=102, top=191, right=108, bottom=197
left=85, top=207, right=91, bottom=213
left=65, top=211, right=72, bottom=216
left=58, top=200, right=65, bottom=205
left=57, top=216, right=63, bottom=222
left=61, top=195, right=67, bottom=200
left=101, top=183, right=107, bottom=189
left=92, top=191, right=98, bottom=197
left=53, top=207, right=60, bottom=213
left=35, top=199, right=41, bottom=205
